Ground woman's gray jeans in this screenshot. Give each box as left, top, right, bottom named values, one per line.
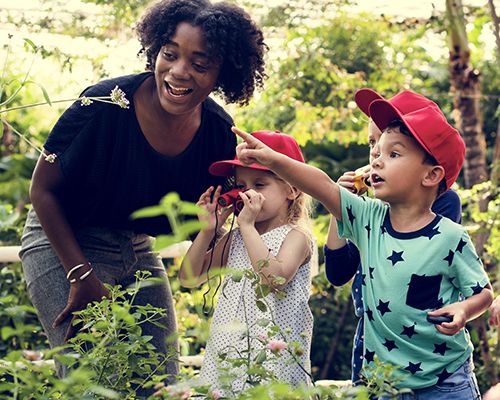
left=19, top=208, right=179, bottom=382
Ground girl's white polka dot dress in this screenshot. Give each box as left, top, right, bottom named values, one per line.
left=199, top=225, right=313, bottom=394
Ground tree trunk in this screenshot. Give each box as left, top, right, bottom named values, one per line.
left=488, top=0, right=500, bottom=186
left=446, top=0, right=487, bottom=188
left=446, top=0, right=497, bottom=385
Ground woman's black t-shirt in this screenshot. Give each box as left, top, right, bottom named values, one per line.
left=44, top=72, right=236, bottom=236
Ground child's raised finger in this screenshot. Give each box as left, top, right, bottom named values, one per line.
left=198, top=186, right=214, bottom=203
left=232, top=126, right=260, bottom=148
left=212, top=185, right=222, bottom=200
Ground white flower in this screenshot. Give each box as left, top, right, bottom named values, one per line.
left=110, top=85, right=130, bottom=109
left=80, top=97, right=93, bottom=106
left=44, top=153, right=57, bottom=163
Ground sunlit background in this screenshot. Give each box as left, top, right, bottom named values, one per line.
left=0, top=0, right=498, bottom=138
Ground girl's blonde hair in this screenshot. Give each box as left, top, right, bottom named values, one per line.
left=267, top=172, right=312, bottom=237
left=286, top=186, right=317, bottom=275
left=287, top=190, right=312, bottom=235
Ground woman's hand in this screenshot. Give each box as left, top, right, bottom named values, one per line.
left=53, top=271, right=109, bottom=341
left=196, top=186, right=233, bottom=232
left=237, top=189, right=265, bottom=228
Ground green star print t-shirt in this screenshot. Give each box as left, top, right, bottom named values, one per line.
left=337, top=188, right=490, bottom=389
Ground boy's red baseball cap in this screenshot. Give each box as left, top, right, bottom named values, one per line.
left=355, top=88, right=437, bottom=117
left=209, top=130, right=305, bottom=176
left=367, top=91, right=465, bottom=190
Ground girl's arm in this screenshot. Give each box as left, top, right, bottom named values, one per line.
left=240, top=225, right=310, bottom=288
left=179, top=186, right=233, bottom=288
left=179, top=230, right=232, bottom=288
left=237, top=190, right=310, bottom=287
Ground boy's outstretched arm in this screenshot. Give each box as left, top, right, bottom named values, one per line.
left=427, top=285, right=494, bottom=335
left=233, top=127, right=343, bottom=220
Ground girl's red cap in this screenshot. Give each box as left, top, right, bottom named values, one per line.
left=209, top=130, right=305, bottom=176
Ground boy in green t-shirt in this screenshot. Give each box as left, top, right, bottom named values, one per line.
left=231, top=91, right=493, bottom=398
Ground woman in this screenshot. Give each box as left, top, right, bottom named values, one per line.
left=19, top=0, right=266, bottom=383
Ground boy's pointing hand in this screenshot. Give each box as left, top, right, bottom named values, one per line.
left=232, top=126, right=276, bottom=168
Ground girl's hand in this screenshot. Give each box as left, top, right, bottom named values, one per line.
left=337, top=171, right=356, bottom=193
left=53, top=271, right=109, bottom=342
left=237, top=189, right=265, bottom=227
left=196, top=186, right=233, bottom=232
left=427, top=303, right=467, bottom=336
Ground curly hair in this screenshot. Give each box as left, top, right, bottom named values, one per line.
left=136, top=0, right=267, bottom=106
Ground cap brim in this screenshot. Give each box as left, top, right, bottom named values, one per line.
left=369, top=99, right=402, bottom=132
left=209, top=159, right=270, bottom=176
left=354, top=88, right=384, bottom=116
left=369, top=99, right=434, bottom=157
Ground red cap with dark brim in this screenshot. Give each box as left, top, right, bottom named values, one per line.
left=209, top=130, right=305, bottom=177
left=354, top=88, right=384, bottom=116
left=369, top=93, right=465, bottom=190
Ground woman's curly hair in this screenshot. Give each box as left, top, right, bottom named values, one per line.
left=136, top=0, right=267, bottom=106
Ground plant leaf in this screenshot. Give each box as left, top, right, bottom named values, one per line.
left=131, top=205, right=165, bottom=219
left=22, top=38, right=37, bottom=51
left=256, top=300, right=267, bottom=312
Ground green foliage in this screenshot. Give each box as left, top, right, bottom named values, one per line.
left=132, top=192, right=206, bottom=251
left=459, top=181, right=499, bottom=272
left=458, top=181, right=499, bottom=391
left=0, top=263, right=45, bottom=356
left=68, top=271, right=173, bottom=395
left=236, top=13, right=392, bottom=144
left=309, top=271, right=357, bottom=381
left=152, top=357, right=409, bottom=399
left=0, top=155, right=37, bottom=243
left=0, top=272, right=174, bottom=399
left=234, top=11, right=444, bottom=146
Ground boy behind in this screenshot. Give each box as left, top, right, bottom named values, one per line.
left=232, top=91, right=493, bottom=398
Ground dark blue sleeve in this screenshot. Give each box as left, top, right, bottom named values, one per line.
left=432, top=189, right=462, bottom=224
left=324, top=241, right=361, bottom=286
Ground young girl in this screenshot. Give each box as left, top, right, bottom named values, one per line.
left=180, top=131, right=314, bottom=394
